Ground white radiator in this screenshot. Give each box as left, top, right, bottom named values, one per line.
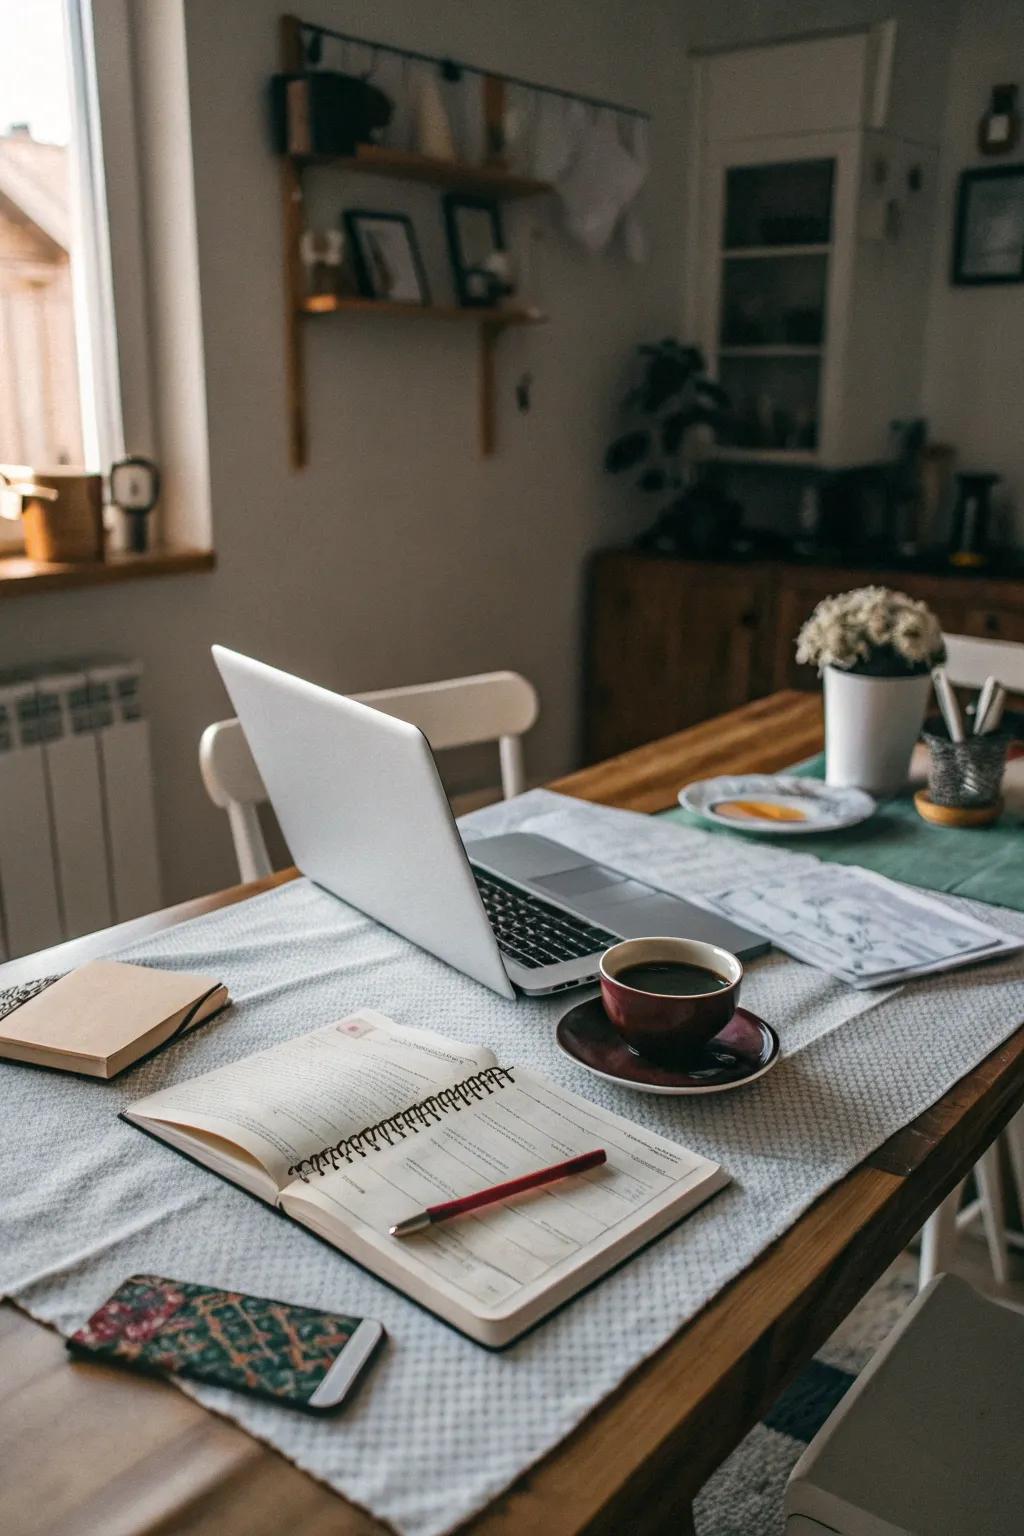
left=0, top=658, right=162, bottom=958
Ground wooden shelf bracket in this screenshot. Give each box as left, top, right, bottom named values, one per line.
left=281, top=14, right=307, bottom=468
left=480, top=322, right=500, bottom=458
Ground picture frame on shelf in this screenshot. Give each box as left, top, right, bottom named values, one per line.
left=343, top=210, right=431, bottom=304
left=443, top=194, right=509, bottom=307
left=951, top=164, right=1024, bottom=285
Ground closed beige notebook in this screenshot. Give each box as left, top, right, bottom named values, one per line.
left=125, top=1009, right=728, bottom=1347
left=0, top=961, right=229, bottom=1078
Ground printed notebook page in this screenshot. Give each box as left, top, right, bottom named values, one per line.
left=283, top=1067, right=727, bottom=1346
left=124, top=1011, right=496, bottom=1202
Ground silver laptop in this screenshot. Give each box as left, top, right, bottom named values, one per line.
left=212, top=647, right=767, bottom=999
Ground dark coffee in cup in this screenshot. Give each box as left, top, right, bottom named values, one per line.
left=599, top=937, right=743, bottom=1065
left=615, top=961, right=729, bottom=997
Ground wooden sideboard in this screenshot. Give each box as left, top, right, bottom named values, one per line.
left=585, top=550, right=1024, bottom=762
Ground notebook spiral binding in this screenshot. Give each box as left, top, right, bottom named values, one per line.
left=288, top=1065, right=516, bottom=1182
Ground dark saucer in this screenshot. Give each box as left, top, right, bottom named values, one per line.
left=556, top=994, right=779, bottom=1094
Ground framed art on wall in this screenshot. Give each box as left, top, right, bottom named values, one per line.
left=344, top=210, right=431, bottom=304
left=443, top=195, right=508, bottom=307
left=952, top=164, right=1024, bottom=285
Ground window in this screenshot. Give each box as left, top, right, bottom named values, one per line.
left=0, top=0, right=123, bottom=477
left=0, top=1, right=211, bottom=563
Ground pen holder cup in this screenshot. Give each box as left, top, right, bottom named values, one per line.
left=921, top=728, right=1010, bottom=810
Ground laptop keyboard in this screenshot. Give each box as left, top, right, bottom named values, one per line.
left=471, top=867, right=619, bottom=971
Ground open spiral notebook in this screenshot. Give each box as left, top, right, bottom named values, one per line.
left=123, top=1009, right=727, bottom=1347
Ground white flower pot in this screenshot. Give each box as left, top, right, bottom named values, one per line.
left=824, top=666, right=931, bottom=795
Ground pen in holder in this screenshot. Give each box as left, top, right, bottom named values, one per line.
left=914, top=722, right=1010, bottom=827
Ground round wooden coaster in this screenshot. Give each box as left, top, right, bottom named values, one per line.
left=913, top=789, right=1003, bottom=827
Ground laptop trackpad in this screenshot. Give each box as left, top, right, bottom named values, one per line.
left=468, top=832, right=593, bottom=880
left=534, top=865, right=628, bottom=899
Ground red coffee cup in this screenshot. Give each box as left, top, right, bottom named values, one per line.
left=598, top=937, right=743, bottom=1065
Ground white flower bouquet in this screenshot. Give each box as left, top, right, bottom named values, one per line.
left=796, top=586, right=944, bottom=678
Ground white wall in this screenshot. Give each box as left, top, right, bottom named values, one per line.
left=0, top=0, right=689, bottom=905
left=921, top=0, right=1024, bottom=542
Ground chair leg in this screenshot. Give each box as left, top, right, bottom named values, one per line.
left=976, top=1143, right=1010, bottom=1285
left=1006, top=1109, right=1024, bottom=1225
left=919, top=1182, right=964, bottom=1290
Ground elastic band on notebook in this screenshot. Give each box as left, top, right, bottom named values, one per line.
left=164, top=983, right=227, bottom=1045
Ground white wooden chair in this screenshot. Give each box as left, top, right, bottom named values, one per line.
left=785, top=1273, right=1024, bottom=1534
left=918, top=632, right=1024, bottom=1291
left=942, top=631, right=1024, bottom=696
left=199, top=670, right=538, bottom=885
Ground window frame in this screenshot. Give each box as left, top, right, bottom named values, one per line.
left=67, top=0, right=156, bottom=471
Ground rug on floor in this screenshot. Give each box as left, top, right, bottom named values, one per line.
left=694, top=1258, right=918, bottom=1536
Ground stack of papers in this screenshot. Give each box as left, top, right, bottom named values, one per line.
left=693, top=865, right=1023, bottom=989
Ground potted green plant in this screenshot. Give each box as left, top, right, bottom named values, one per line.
left=604, top=339, right=735, bottom=554
left=796, top=586, right=945, bottom=793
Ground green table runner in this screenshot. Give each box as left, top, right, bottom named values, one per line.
left=665, top=753, right=1024, bottom=915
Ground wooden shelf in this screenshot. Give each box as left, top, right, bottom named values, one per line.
left=277, top=15, right=549, bottom=467
left=295, top=144, right=553, bottom=201
left=0, top=546, right=215, bottom=597
left=299, top=295, right=546, bottom=326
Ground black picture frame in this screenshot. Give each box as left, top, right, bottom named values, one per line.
left=951, top=164, right=1024, bottom=285
left=344, top=210, right=431, bottom=305
left=443, top=195, right=505, bottom=307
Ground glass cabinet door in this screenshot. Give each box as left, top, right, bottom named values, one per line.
left=713, top=157, right=835, bottom=457
left=723, top=159, right=834, bottom=249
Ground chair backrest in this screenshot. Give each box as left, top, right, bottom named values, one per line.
left=199, top=716, right=273, bottom=883
left=942, top=632, right=1024, bottom=692
left=199, top=670, right=539, bottom=883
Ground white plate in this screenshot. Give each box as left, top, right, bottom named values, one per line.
left=678, top=774, right=875, bottom=835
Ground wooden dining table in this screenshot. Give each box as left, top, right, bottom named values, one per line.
left=3, top=689, right=1023, bottom=1536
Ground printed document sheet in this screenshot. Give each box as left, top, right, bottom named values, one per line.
left=694, top=864, right=1022, bottom=987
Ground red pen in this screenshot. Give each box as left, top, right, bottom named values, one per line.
left=388, top=1148, right=608, bottom=1238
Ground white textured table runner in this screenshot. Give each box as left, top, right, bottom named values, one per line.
left=4, top=789, right=1024, bottom=1536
